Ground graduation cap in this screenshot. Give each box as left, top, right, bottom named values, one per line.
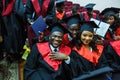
left=31, top=16, right=47, bottom=36
left=51, top=23, right=68, bottom=34
left=85, top=3, right=96, bottom=9
left=63, top=14, right=81, bottom=27
left=80, top=21, right=99, bottom=33
left=72, top=66, right=113, bottom=80
left=56, top=0, right=65, bottom=7
left=101, top=7, right=120, bottom=17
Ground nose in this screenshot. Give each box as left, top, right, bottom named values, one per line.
left=85, top=36, right=90, bottom=40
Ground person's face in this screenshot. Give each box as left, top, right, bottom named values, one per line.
left=80, top=31, right=94, bottom=46
left=49, top=31, right=63, bottom=48
left=105, top=16, right=115, bottom=26
left=56, top=5, right=65, bottom=13
left=68, top=24, right=79, bottom=38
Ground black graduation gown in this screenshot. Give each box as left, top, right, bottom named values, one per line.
left=69, top=49, right=112, bottom=80
left=24, top=44, right=72, bottom=80
left=25, top=0, right=55, bottom=20
left=106, top=45, right=120, bottom=80
left=2, top=0, right=25, bottom=54
left=25, top=0, right=55, bottom=48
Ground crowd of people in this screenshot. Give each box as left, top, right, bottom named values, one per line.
left=0, top=0, right=120, bottom=80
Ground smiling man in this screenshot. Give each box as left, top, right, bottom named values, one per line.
left=24, top=23, right=72, bottom=80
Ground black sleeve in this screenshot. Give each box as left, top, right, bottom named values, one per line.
left=96, top=49, right=109, bottom=68
left=24, top=44, right=42, bottom=80
left=25, top=0, right=35, bottom=19
left=69, top=50, right=84, bottom=78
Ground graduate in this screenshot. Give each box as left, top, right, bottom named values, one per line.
left=69, top=21, right=113, bottom=80
left=55, top=0, right=66, bottom=20
left=63, top=14, right=81, bottom=49
left=80, top=3, right=100, bottom=21
left=100, top=7, right=120, bottom=47
left=24, top=23, right=72, bottom=80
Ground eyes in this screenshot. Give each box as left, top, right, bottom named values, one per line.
left=51, top=35, right=63, bottom=39
left=82, top=34, right=93, bottom=38
left=81, top=31, right=94, bottom=38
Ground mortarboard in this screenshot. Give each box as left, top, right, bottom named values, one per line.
left=31, top=16, right=47, bottom=36
left=72, top=66, right=113, bottom=80
left=56, top=0, right=65, bottom=7
left=51, top=23, right=68, bottom=34
left=101, top=7, right=120, bottom=17
left=85, top=3, right=96, bottom=9
left=63, top=14, right=81, bottom=27
left=80, top=21, right=99, bottom=33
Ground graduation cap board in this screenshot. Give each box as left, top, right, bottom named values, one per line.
left=63, top=14, right=81, bottom=27
left=51, top=23, right=68, bottom=34
left=101, top=7, right=120, bottom=16
left=72, top=66, right=113, bottom=80
left=55, top=0, right=65, bottom=7
left=85, top=3, right=96, bottom=9
left=31, top=16, right=47, bottom=36
left=90, top=18, right=110, bottom=37
left=80, top=21, right=99, bottom=33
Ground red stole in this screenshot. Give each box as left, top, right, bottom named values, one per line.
left=82, top=11, right=97, bottom=21
left=56, top=11, right=65, bottom=20
left=2, top=0, right=15, bottom=16
left=110, top=40, right=120, bottom=56
left=32, top=0, right=50, bottom=17
left=115, top=26, right=120, bottom=36
left=37, top=42, right=71, bottom=70
left=63, top=34, right=70, bottom=45
left=73, top=45, right=103, bottom=66
left=105, top=31, right=112, bottom=39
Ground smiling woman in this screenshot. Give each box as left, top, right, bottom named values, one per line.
left=67, top=21, right=113, bottom=80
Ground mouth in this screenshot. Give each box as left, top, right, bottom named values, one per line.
left=53, top=41, right=61, bottom=47
left=83, top=40, right=90, bottom=44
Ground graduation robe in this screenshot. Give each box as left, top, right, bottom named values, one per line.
left=1, top=0, right=25, bottom=54
left=24, top=42, right=72, bottom=80
left=25, top=0, right=55, bottom=19
left=69, top=45, right=112, bottom=80
left=106, top=43, right=120, bottom=80
left=63, top=33, right=75, bottom=49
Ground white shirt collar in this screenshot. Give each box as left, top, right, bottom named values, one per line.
left=68, top=34, right=73, bottom=41
left=50, top=44, right=59, bottom=52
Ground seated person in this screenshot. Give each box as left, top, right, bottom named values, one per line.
left=100, top=8, right=120, bottom=48
left=69, top=21, right=113, bottom=80
left=24, top=23, right=72, bottom=80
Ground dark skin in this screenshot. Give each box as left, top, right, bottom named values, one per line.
left=48, top=31, right=69, bottom=60
left=67, top=24, right=80, bottom=39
